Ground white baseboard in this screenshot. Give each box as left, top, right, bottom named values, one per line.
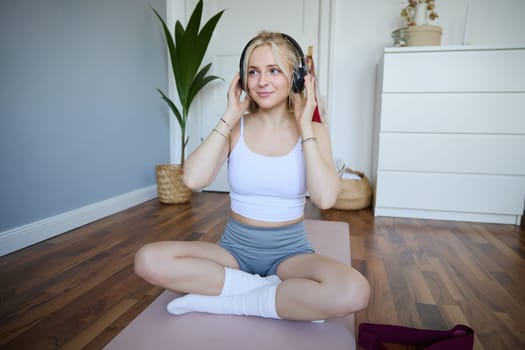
left=0, top=185, right=158, bottom=257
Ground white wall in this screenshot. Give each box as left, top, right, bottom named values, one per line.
left=0, top=0, right=168, bottom=255
left=329, top=0, right=525, bottom=176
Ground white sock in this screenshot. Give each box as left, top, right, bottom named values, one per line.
left=220, top=267, right=281, bottom=296
left=167, top=284, right=281, bottom=319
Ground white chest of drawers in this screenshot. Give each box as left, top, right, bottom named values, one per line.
left=372, top=46, right=525, bottom=225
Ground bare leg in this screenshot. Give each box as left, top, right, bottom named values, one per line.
left=134, top=241, right=239, bottom=295
left=275, top=253, right=370, bottom=320
left=135, top=241, right=281, bottom=298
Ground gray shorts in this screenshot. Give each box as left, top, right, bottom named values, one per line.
left=218, top=217, right=315, bottom=276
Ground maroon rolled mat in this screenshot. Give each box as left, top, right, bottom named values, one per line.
left=358, top=323, right=474, bottom=350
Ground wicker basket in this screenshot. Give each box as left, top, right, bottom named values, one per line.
left=155, top=164, right=192, bottom=204
left=333, top=168, right=372, bottom=210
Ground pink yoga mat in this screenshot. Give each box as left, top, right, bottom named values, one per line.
left=104, top=220, right=355, bottom=350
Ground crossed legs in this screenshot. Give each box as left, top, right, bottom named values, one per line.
left=134, top=241, right=238, bottom=295
left=134, top=241, right=370, bottom=320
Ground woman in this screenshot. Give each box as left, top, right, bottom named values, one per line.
left=134, top=31, right=370, bottom=321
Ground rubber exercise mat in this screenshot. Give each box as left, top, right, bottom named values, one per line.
left=103, top=220, right=356, bottom=350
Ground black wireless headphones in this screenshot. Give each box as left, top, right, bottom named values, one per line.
left=239, top=33, right=307, bottom=93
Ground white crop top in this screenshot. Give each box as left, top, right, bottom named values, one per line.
left=228, top=117, right=307, bottom=222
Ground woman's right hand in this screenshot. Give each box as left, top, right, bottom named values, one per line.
left=223, top=73, right=250, bottom=126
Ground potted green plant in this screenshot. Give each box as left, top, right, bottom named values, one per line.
left=152, top=0, right=224, bottom=204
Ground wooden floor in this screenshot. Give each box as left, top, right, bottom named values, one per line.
left=0, top=192, right=524, bottom=349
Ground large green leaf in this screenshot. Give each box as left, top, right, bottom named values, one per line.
left=173, top=20, right=186, bottom=101
left=186, top=63, right=223, bottom=112
left=157, top=88, right=185, bottom=130
left=193, top=10, right=224, bottom=75
left=185, top=0, right=203, bottom=37
left=174, top=20, right=184, bottom=46
left=179, top=2, right=224, bottom=108
left=152, top=8, right=183, bottom=103
left=186, top=75, right=222, bottom=114
left=175, top=1, right=201, bottom=104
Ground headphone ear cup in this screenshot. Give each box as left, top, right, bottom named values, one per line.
left=239, top=71, right=245, bottom=90
left=292, top=67, right=306, bottom=93
left=239, top=60, right=246, bottom=91
left=239, top=39, right=252, bottom=92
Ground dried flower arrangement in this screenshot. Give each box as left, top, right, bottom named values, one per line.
left=401, top=0, right=438, bottom=26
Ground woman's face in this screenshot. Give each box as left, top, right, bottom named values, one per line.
left=246, top=45, right=291, bottom=110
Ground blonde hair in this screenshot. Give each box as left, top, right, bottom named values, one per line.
left=240, top=31, right=303, bottom=113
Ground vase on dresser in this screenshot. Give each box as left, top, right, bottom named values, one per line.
left=413, top=2, right=427, bottom=25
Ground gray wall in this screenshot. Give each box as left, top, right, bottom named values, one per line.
left=0, top=0, right=169, bottom=232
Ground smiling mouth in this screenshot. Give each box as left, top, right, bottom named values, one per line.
left=257, top=91, right=273, bottom=97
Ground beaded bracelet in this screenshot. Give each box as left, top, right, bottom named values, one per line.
left=301, top=137, right=317, bottom=144
left=212, top=128, right=229, bottom=141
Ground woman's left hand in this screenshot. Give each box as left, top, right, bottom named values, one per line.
left=293, top=74, right=317, bottom=128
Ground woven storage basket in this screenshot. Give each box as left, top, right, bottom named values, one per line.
left=155, top=164, right=192, bottom=204
left=333, top=168, right=372, bottom=210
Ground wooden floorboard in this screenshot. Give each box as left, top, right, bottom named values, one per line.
left=0, top=191, right=523, bottom=349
